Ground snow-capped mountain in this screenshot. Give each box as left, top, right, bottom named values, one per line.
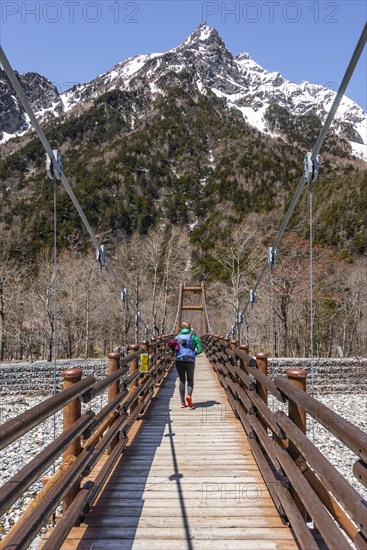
left=1, top=23, right=366, bottom=158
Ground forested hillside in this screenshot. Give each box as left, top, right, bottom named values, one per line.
left=1, top=68, right=366, bottom=361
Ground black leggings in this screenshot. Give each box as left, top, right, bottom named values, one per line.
left=175, top=361, right=195, bottom=402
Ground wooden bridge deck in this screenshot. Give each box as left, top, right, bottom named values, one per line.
left=42, top=355, right=298, bottom=549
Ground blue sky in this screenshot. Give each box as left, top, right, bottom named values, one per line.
left=1, top=1, right=366, bottom=110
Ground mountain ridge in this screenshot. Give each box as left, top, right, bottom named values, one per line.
left=1, top=23, right=366, bottom=159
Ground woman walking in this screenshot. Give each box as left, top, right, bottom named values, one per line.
left=175, top=321, right=203, bottom=409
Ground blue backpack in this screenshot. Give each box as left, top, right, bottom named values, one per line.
left=176, top=333, right=196, bottom=361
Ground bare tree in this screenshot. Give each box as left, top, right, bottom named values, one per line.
left=26, top=252, right=55, bottom=361
left=0, top=256, right=30, bottom=360
left=209, top=221, right=264, bottom=341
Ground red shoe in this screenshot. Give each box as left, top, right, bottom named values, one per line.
left=180, top=402, right=186, bottom=408
left=186, top=395, right=195, bottom=409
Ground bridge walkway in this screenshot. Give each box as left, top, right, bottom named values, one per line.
left=42, top=355, right=298, bottom=549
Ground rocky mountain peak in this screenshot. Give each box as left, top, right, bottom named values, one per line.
left=0, top=69, right=63, bottom=140
left=176, top=23, right=233, bottom=65
left=180, top=23, right=224, bottom=48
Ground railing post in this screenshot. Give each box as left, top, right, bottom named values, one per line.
left=108, top=351, right=121, bottom=453
left=255, top=352, right=268, bottom=432
left=156, top=336, right=163, bottom=367
left=142, top=340, right=149, bottom=352
left=150, top=337, right=157, bottom=365
left=286, top=369, right=307, bottom=437
left=62, top=368, right=82, bottom=514
left=129, top=344, right=140, bottom=414
left=286, top=368, right=308, bottom=520
left=255, top=352, right=268, bottom=405
left=222, top=337, right=230, bottom=363
left=230, top=340, right=237, bottom=366
left=239, top=344, right=249, bottom=372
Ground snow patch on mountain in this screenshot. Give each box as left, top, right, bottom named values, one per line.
left=350, top=141, right=367, bottom=160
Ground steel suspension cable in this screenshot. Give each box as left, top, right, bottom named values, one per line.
left=230, top=22, right=367, bottom=338
left=205, top=302, right=212, bottom=334
left=309, top=182, right=316, bottom=441
left=203, top=291, right=212, bottom=334
left=99, top=263, right=104, bottom=368
left=250, top=303, right=254, bottom=355
left=98, top=262, right=105, bottom=408
left=171, top=299, right=180, bottom=335
left=0, top=46, right=151, bottom=337
left=269, top=264, right=276, bottom=412
left=52, top=176, right=57, bottom=447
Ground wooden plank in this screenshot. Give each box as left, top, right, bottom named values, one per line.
left=54, top=526, right=297, bottom=540
left=46, top=539, right=302, bottom=550
left=98, top=482, right=266, bottom=493
left=90, top=498, right=276, bottom=508
left=108, top=466, right=260, bottom=474
left=105, top=475, right=263, bottom=483
left=82, top=516, right=289, bottom=528
left=86, top=506, right=283, bottom=518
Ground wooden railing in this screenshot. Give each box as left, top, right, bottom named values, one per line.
left=0, top=337, right=174, bottom=550
left=202, top=335, right=367, bottom=550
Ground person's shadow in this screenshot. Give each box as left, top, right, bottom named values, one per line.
left=79, top=369, right=197, bottom=549
left=192, top=399, right=221, bottom=409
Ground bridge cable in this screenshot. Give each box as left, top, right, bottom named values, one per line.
left=309, top=179, right=316, bottom=441
left=97, top=248, right=106, bottom=407
left=204, top=299, right=212, bottom=335
left=0, top=45, right=152, bottom=339
left=52, top=175, right=58, bottom=459
left=202, top=283, right=212, bottom=335
left=171, top=283, right=182, bottom=335
left=250, top=302, right=254, bottom=355
left=268, top=249, right=276, bottom=413
left=229, top=22, right=367, bottom=339
left=171, top=305, right=180, bottom=336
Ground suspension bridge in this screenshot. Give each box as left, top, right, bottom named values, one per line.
left=0, top=294, right=366, bottom=549
left=1, top=22, right=367, bottom=550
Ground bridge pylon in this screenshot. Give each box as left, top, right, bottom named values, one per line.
left=175, top=282, right=209, bottom=336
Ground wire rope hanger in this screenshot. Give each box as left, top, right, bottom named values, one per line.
left=45, top=150, right=60, bottom=487
left=305, top=152, right=320, bottom=442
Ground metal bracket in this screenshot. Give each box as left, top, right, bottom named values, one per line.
left=267, top=247, right=277, bottom=266
left=304, top=152, right=319, bottom=186
left=96, top=245, right=106, bottom=265
left=46, top=150, right=62, bottom=180
left=249, top=289, right=256, bottom=304
left=121, top=288, right=129, bottom=302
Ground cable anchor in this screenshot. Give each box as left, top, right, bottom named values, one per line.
left=304, top=152, right=319, bottom=188
left=96, top=245, right=106, bottom=266
left=46, top=150, right=62, bottom=180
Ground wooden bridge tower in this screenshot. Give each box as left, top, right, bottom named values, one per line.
left=175, top=282, right=209, bottom=335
